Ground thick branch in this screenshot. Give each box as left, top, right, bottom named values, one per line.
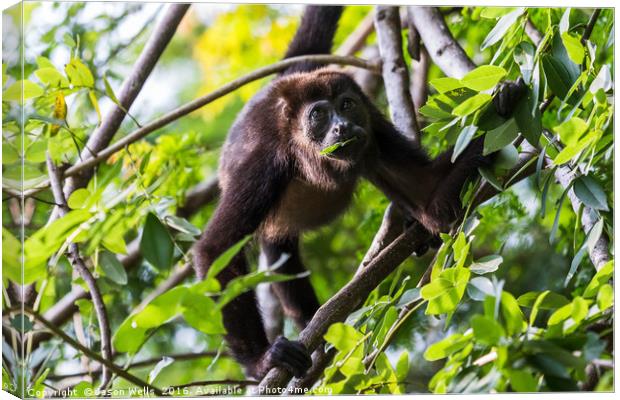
left=374, top=6, right=420, bottom=142
left=408, top=7, right=475, bottom=79
left=552, top=163, right=610, bottom=270
left=46, top=155, right=113, bottom=389
left=63, top=4, right=190, bottom=196
left=258, top=222, right=432, bottom=390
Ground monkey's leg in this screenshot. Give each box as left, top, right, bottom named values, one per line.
left=260, top=236, right=320, bottom=330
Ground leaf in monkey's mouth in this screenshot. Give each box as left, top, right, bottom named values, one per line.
left=319, top=137, right=358, bottom=156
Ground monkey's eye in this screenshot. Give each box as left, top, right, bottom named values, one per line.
left=310, top=108, right=324, bottom=122
left=342, top=98, right=356, bottom=111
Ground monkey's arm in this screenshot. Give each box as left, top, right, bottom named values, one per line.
left=366, top=79, right=525, bottom=234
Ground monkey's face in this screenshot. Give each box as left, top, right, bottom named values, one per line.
left=302, top=92, right=370, bottom=162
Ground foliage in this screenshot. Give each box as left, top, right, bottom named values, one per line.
left=1, top=3, right=613, bottom=397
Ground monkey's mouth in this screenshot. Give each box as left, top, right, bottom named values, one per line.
left=319, top=136, right=359, bottom=157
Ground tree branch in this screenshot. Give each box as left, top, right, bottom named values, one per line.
left=45, top=155, right=113, bottom=389
left=374, top=6, right=420, bottom=142
left=257, top=222, right=432, bottom=390
left=408, top=7, right=475, bottom=79
left=9, top=55, right=381, bottom=200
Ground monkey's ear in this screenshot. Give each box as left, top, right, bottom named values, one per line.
left=276, top=97, right=294, bottom=121
left=273, top=80, right=297, bottom=121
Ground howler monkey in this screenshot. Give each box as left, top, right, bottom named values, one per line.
left=195, top=5, right=524, bottom=379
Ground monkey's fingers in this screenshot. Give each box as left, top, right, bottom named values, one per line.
left=266, top=336, right=312, bottom=378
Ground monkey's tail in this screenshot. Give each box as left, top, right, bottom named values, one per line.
left=281, top=5, right=344, bottom=75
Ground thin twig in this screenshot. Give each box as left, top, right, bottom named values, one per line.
left=47, top=351, right=224, bottom=380
left=45, top=155, right=113, bottom=389
left=582, top=9, right=602, bottom=44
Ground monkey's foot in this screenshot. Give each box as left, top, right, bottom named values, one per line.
left=260, top=336, right=312, bottom=378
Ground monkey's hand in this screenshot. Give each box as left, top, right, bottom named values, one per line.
left=402, top=215, right=442, bottom=256
left=493, top=77, right=526, bottom=118
left=250, top=336, right=312, bottom=379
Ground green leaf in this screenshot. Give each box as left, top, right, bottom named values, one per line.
left=421, top=267, right=471, bottom=315
left=98, top=251, right=127, bottom=285
left=542, top=54, right=573, bottom=99
left=573, top=175, right=609, bottom=211
left=554, top=117, right=588, bottom=146
left=471, top=315, right=504, bottom=345
left=495, top=144, right=518, bottom=169
left=217, top=268, right=302, bottom=308
left=470, top=255, right=503, bottom=274
left=324, top=323, right=364, bottom=352
left=583, top=260, right=613, bottom=298
left=181, top=292, right=226, bottom=334
left=419, top=103, right=453, bottom=120
left=451, top=125, right=478, bottom=162
left=548, top=303, right=572, bottom=326
left=483, top=118, right=518, bottom=155
left=513, top=88, right=542, bottom=145
left=319, top=137, right=358, bottom=155
left=64, top=58, right=94, bottom=88
left=2, top=228, right=22, bottom=283
left=553, top=132, right=597, bottom=165
left=480, top=8, right=524, bottom=50
left=34, top=67, right=69, bottom=88
left=67, top=188, right=90, bottom=210
left=596, top=284, right=613, bottom=311
left=452, top=93, right=492, bottom=117
left=509, top=370, right=538, bottom=392
left=518, top=291, right=569, bottom=309
left=589, top=65, right=612, bottom=93
left=501, top=291, right=524, bottom=335
left=461, top=65, right=507, bottom=91
left=561, top=32, right=585, bottom=65
left=424, top=333, right=471, bottom=361
left=88, top=90, right=102, bottom=125
left=570, top=297, right=588, bottom=323
left=430, top=77, right=463, bottom=93
left=206, top=235, right=251, bottom=280
left=113, top=286, right=187, bottom=353
left=3, top=80, right=44, bottom=102
left=467, top=276, right=495, bottom=301
left=514, top=42, right=536, bottom=84
left=103, top=74, right=121, bottom=104
left=550, top=184, right=570, bottom=243
left=140, top=212, right=175, bottom=270
left=478, top=167, right=503, bottom=191
left=164, top=215, right=202, bottom=236
left=63, top=33, right=76, bottom=48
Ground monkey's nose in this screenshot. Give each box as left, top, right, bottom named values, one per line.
left=333, top=122, right=352, bottom=137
